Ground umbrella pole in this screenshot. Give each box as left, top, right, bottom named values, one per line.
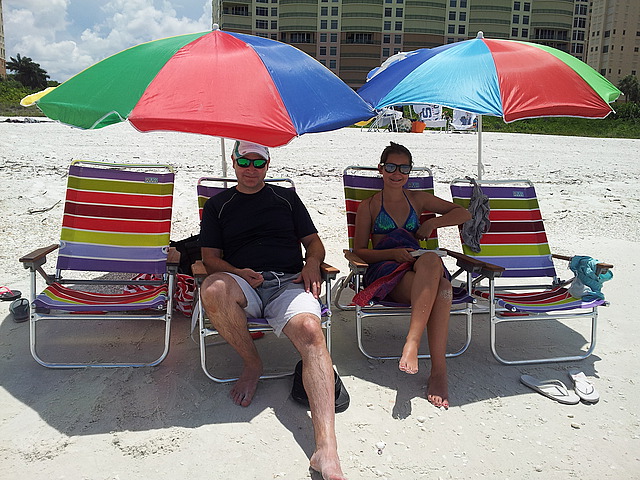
left=477, top=115, right=483, bottom=180
left=220, top=138, right=228, bottom=178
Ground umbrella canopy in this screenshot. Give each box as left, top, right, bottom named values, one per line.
left=358, top=32, right=621, bottom=122
left=22, top=26, right=373, bottom=147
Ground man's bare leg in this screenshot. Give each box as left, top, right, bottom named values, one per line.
left=284, top=313, right=346, bottom=480
left=200, top=273, right=263, bottom=407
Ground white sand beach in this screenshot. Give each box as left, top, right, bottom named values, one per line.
left=1, top=120, right=639, bottom=479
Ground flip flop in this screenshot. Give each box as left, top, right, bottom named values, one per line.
left=10, top=298, right=30, bottom=323
left=520, top=374, right=580, bottom=405
left=0, top=286, right=21, bottom=301
left=568, top=369, right=600, bottom=404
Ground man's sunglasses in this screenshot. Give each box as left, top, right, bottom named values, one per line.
left=381, top=162, right=412, bottom=174
left=236, top=157, right=268, bottom=169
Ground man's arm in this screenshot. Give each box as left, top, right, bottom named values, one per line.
left=295, top=233, right=325, bottom=298
left=201, top=247, right=264, bottom=288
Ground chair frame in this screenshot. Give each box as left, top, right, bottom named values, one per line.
left=193, top=177, right=338, bottom=383
left=450, top=178, right=613, bottom=365
left=335, top=166, right=501, bottom=361
left=19, top=160, right=179, bottom=368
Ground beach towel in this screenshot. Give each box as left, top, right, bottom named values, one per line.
left=460, top=176, right=490, bottom=252
left=568, top=255, right=613, bottom=301
left=353, top=229, right=418, bottom=306
left=353, top=228, right=471, bottom=307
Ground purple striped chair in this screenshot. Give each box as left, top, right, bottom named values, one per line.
left=19, top=160, right=179, bottom=368
left=450, top=178, right=614, bottom=365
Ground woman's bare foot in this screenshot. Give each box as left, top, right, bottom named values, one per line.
left=399, top=340, right=419, bottom=374
left=310, top=448, right=346, bottom=480
left=426, top=371, right=449, bottom=409
left=230, top=362, right=263, bottom=407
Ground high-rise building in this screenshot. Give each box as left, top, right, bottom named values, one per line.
left=586, top=0, right=640, bottom=82
left=1, top=0, right=6, bottom=79
left=216, top=0, right=638, bottom=88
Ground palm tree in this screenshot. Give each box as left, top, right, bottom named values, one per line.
left=617, top=75, right=639, bottom=103
left=6, top=54, right=50, bottom=90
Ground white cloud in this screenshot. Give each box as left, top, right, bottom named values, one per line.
left=4, top=0, right=212, bottom=82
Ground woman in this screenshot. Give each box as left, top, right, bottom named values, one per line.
left=353, top=142, right=471, bottom=408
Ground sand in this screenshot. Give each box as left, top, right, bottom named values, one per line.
left=1, top=119, right=639, bottom=479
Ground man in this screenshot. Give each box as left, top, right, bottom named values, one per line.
left=199, top=141, right=346, bottom=480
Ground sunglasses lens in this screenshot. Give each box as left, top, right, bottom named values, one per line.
left=236, top=157, right=267, bottom=168
left=383, top=163, right=411, bottom=174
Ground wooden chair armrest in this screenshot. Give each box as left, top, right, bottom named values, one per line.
left=442, top=248, right=505, bottom=277
left=167, top=246, right=180, bottom=266
left=552, top=254, right=614, bottom=272
left=320, top=262, right=339, bottom=279
left=19, top=244, right=59, bottom=264
left=344, top=249, right=369, bottom=269
left=192, top=260, right=208, bottom=279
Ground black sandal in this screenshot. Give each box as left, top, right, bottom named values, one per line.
left=291, top=360, right=350, bottom=413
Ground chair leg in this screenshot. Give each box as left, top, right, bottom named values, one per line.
left=488, top=287, right=598, bottom=365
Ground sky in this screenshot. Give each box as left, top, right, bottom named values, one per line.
left=4, top=0, right=213, bottom=82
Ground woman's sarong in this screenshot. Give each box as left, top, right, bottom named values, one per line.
left=353, top=229, right=419, bottom=307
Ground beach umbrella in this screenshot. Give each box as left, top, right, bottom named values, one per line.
left=357, top=32, right=621, bottom=178
left=22, top=25, right=373, bottom=151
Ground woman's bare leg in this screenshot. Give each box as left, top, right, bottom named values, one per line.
left=390, top=253, right=444, bottom=375
left=425, top=276, right=452, bottom=408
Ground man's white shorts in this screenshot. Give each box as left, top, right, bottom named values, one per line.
left=223, top=271, right=321, bottom=337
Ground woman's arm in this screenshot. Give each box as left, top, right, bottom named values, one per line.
left=413, top=192, right=471, bottom=241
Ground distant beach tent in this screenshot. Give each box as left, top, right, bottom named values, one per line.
left=358, top=32, right=621, bottom=178
left=21, top=25, right=373, bottom=149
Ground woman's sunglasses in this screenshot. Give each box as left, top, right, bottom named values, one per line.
left=236, top=157, right=268, bottom=169
left=381, top=162, right=412, bottom=175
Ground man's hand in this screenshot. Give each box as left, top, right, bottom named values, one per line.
left=237, top=269, right=264, bottom=288
left=294, top=258, right=322, bottom=299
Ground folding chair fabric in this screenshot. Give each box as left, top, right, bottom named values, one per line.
left=451, top=181, right=555, bottom=277
left=19, top=160, right=177, bottom=368
left=450, top=178, right=611, bottom=365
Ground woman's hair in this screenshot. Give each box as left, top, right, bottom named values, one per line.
left=380, top=142, right=413, bottom=165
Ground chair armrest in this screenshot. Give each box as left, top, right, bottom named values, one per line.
left=167, top=246, right=180, bottom=266
left=344, top=249, right=369, bottom=270
left=442, top=248, right=505, bottom=278
left=321, top=262, right=339, bottom=280
left=552, top=254, right=614, bottom=273
left=192, top=260, right=208, bottom=280
left=19, top=244, right=59, bottom=265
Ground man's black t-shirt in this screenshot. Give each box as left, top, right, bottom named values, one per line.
left=200, top=184, right=317, bottom=273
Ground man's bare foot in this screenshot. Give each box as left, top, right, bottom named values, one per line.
left=310, top=448, right=346, bottom=480
left=230, top=363, right=262, bottom=407
left=426, top=371, right=449, bottom=409
left=399, top=341, right=419, bottom=374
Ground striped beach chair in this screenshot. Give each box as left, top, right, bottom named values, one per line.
left=19, top=160, right=178, bottom=368
left=192, top=177, right=338, bottom=383
left=450, top=178, right=613, bottom=365
left=335, top=166, right=484, bottom=360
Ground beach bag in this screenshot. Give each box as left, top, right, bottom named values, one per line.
left=170, top=234, right=201, bottom=276
left=125, top=273, right=196, bottom=316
